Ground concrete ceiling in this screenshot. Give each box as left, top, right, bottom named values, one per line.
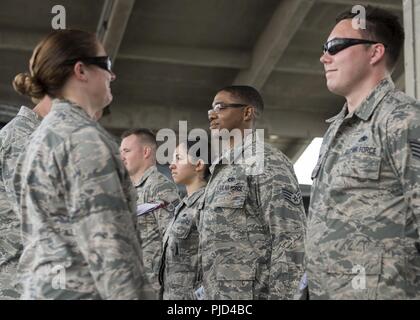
left=0, top=0, right=404, bottom=162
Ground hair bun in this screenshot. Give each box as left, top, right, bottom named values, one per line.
left=12, top=72, right=45, bottom=99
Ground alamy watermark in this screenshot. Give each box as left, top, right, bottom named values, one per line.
left=155, top=121, right=265, bottom=176
left=51, top=5, right=66, bottom=30
left=352, top=5, right=366, bottom=30
left=351, top=264, right=367, bottom=290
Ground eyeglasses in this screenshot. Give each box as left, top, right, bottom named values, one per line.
left=322, top=38, right=386, bottom=56
left=209, top=102, right=248, bottom=114
left=64, top=56, right=112, bottom=73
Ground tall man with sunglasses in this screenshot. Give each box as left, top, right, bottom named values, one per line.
left=306, top=6, right=420, bottom=299
left=198, top=85, right=306, bottom=300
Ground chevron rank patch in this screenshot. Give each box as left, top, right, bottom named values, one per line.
left=410, top=140, right=420, bottom=160
left=282, top=189, right=302, bottom=206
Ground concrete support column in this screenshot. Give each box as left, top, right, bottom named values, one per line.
left=403, top=0, right=420, bottom=99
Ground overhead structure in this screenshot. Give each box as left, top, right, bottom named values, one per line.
left=97, top=0, right=135, bottom=62
left=233, top=0, right=316, bottom=90
left=0, top=0, right=407, bottom=161
left=403, top=0, right=420, bottom=99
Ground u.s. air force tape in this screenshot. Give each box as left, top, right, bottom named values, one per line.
left=282, top=189, right=302, bottom=206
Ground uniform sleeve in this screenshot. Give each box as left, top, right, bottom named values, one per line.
left=0, top=137, right=21, bottom=266
left=385, top=104, right=420, bottom=229
left=151, top=180, right=180, bottom=236
left=64, top=130, right=151, bottom=300
left=256, top=159, right=306, bottom=299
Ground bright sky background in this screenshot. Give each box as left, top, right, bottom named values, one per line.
left=293, top=138, right=323, bottom=185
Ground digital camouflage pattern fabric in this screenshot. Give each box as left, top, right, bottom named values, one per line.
left=307, top=78, right=420, bottom=299
left=14, top=99, right=151, bottom=299
left=199, top=132, right=306, bottom=300
left=134, top=165, right=180, bottom=298
left=160, top=187, right=204, bottom=300
left=0, top=106, right=41, bottom=300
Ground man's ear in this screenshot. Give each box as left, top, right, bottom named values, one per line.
left=143, top=145, right=152, bottom=159
left=73, top=61, right=88, bottom=81
left=243, top=106, right=255, bottom=122
left=370, top=43, right=386, bottom=66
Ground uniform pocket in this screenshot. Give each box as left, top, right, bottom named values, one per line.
left=326, top=249, right=382, bottom=299
left=171, top=213, right=194, bottom=240
left=210, top=183, right=248, bottom=240
left=337, top=154, right=381, bottom=180
left=215, top=263, right=256, bottom=300
left=212, top=188, right=247, bottom=208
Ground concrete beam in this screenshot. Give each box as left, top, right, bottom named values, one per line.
left=0, top=32, right=324, bottom=76
left=233, top=0, right=315, bottom=89
left=118, top=44, right=250, bottom=69
left=119, top=44, right=326, bottom=75
left=274, top=65, right=324, bottom=75
left=403, top=0, right=420, bottom=99
left=0, top=34, right=325, bottom=76
left=97, top=0, right=135, bottom=62
left=319, top=0, right=402, bottom=11
left=0, top=104, right=20, bottom=124
left=0, top=30, right=42, bottom=51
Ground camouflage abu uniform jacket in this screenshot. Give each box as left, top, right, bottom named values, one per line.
left=160, top=187, right=204, bottom=300
left=135, top=165, right=180, bottom=298
left=15, top=99, right=150, bottom=299
left=0, top=106, right=41, bottom=299
left=199, top=132, right=306, bottom=300
left=307, top=78, right=420, bottom=299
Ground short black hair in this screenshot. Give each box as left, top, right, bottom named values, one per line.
left=121, top=128, right=157, bottom=149
left=217, top=85, right=264, bottom=118
left=336, top=5, right=404, bottom=71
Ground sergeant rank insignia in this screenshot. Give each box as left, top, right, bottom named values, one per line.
left=282, top=189, right=302, bottom=206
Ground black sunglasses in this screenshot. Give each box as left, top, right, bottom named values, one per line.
left=64, top=56, right=112, bottom=73
left=322, top=38, right=386, bottom=55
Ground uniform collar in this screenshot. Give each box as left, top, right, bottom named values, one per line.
left=17, top=105, right=42, bottom=124
left=326, top=105, right=347, bottom=124
left=135, top=165, right=157, bottom=187
left=354, top=77, right=394, bottom=121
left=183, top=187, right=205, bottom=207
left=52, top=98, right=92, bottom=121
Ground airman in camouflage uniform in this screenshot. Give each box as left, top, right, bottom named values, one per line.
left=306, top=7, right=420, bottom=299
left=15, top=99, right=150, bottom=299
left=160, top=187, right=204, bottom=300
left=134, top=165, right=180, bottom=298
left=0, top=184, right=17, bottom=299
left=0, top=104, right=46, bottom=299
left=201, top=86, right=306, bottom=300
left=120, top=129, right=180, bottom=299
